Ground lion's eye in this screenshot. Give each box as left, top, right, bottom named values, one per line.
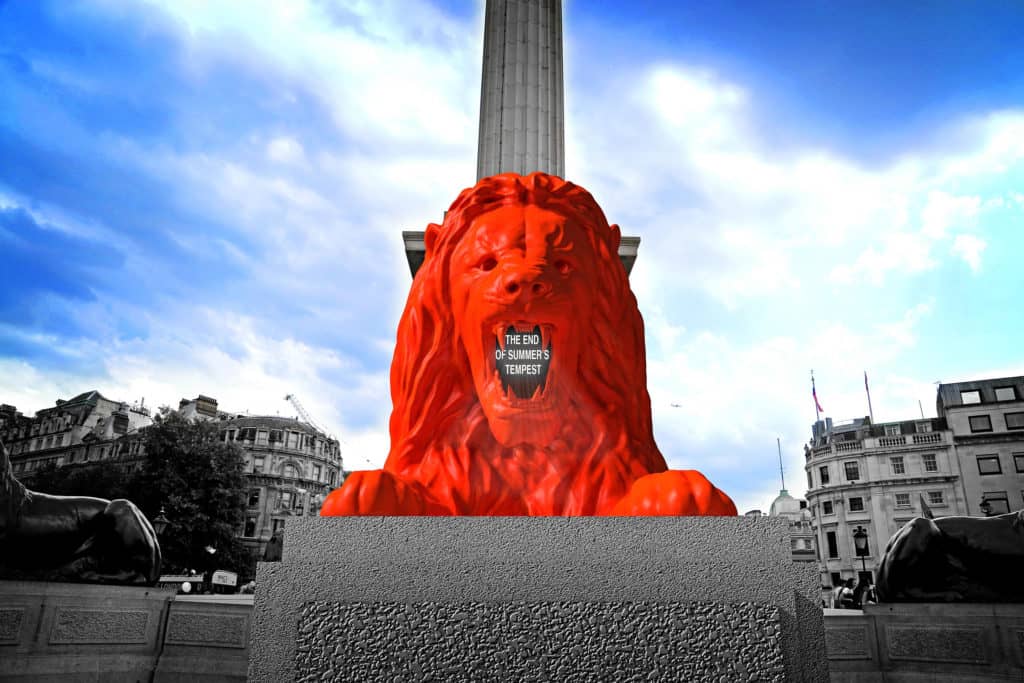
left=554, top=259, right=572, bottom=275
left=478, top=256, right=498, bottom=271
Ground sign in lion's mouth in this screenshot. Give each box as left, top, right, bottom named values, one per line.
left=493, top=323, right=552, bottom=401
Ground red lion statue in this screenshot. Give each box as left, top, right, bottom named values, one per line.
left=322, top=172, right=736, bottom=516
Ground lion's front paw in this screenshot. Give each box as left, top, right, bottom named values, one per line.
left=320, top=470, right=449, bottom=516
left=607, top=470, right=737, bottom=516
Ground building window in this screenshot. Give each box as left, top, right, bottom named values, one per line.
left=1006, top=412, right=1024, bottom=430
left=844, top=461, right=860, bottom=481
left=895, top=493, right=911, bottom=508
left=244, top=516, right=257, bottom=537
left=922, top=454, right=938, bottom=472
left=819, top=466, right=829, bottom=485
left=983, top=491, right=1010, bottom=515
left=256, top=430, right=268, bottom=445
left=822, top=501, right=834, bottom=515
left=826, top=531, right=838, bottom=558
left=848, top=497, right=864, bottom=512
left=329, top=470, right=337, bottom=486
left=1015, top=453, right=1024, bottom=474
left=928, top=491, right=944, bottom=505
left=280, top=490, right=293, bottom=508
left=272, top=518, right=285, bottom=534
left=282, top=463, right=299, bottom=479
left=961, top=390, right=982, bottom=405
left=269, top=430, right=283, bottom=443
left=313, top=464, right=322, bottom=481
left=807, top=470, right=813, bottom=488
left=885, top=424, right=902, bottom=436
left=253, top=454, right=265, bottom=473
left=994, top=386, right=1017, bottom=402
left=977, top=455, right=1001, bottom=475
left=890, top=456, right=905, bottom=475
left=969, top=415, right=993, bottom=433
left=248, top=489, right=261, bottom=506
left=916, top=422, right=933, bottom=433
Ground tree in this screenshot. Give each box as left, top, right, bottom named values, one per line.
left=26, top=460, right=134, bottom=500
left=135, top=413, right=248, bottom=577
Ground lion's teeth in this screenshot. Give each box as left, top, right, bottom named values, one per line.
left=539, top=326, right=550, bottom=349
left=531, top=384, right=542, bottom=400
left=507, top=384, right=516, bottom=401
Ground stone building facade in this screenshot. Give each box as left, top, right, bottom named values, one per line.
left=1, top=391, right=344, bottom=569
left=0, top=390, right=153, bottom=475
left=803, top=414, right=961, bottom=603
left=215, top=415, right=343, bottom=562
left=802, top=374, right=1024, bottom=605
left=768, top=489, right=817, bottom=564
left=937, top=376, right=1024, bottom=516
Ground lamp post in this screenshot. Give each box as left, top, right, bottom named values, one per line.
left=152, top=506, right=169, bottom=537
left=979, top=497, right=993, bottom=517
left=852, top=525, right=869, bottom=575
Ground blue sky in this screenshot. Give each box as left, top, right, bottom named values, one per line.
left=2, top=0, right=1023, bottom=513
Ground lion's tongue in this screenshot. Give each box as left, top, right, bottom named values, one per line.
left=496, top=325, right=551, bottom=399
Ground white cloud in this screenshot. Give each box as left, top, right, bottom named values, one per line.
left=951, top=234, right=987, bottom=272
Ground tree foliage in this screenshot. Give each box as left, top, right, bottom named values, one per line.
left=26, top=459, right=134, bottom=500
left=135, top=413, right=248, bottom=575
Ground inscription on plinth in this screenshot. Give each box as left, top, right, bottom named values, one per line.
left=0, top=608, right=24, bottom=643
left=49, top=608, right=149, bottom=644
left=886, top=625, right=988, bottom=663
left=167, top=611, right=248, bottom=648
left=824, top=625, right=871, bottom=660
left=297, top=601, right=784, bottom=682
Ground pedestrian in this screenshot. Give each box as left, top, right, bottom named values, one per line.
left=839, top=578, right=855, bottom=609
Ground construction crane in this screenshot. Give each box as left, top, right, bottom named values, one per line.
left=284, top=394, right=329, bottom=437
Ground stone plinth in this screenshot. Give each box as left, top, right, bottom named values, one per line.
left=0, top=580, right=175, bottom=682
left=250, top=516, right=828, bottom=681
left=825, top=602, right=1024, bottom=682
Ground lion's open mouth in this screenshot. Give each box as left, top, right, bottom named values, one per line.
left=493, top=323, right=552, bottom=401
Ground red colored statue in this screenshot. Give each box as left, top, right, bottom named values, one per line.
left=322, top=173, right=736, bottom=516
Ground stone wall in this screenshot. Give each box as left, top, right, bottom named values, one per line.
left=824, top=603, right=1024, bottom=682
left=250, top=516, right=829, bottom=682
left=0, top=582, right=251, bottom=682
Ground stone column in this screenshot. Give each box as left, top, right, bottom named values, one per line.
left=476, top=0, right=565, bottom=180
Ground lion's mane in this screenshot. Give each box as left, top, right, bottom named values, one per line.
left=383, top=172, right=668, bottom=514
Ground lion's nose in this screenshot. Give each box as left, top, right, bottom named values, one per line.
left=501, top=271, right=552, bottom=300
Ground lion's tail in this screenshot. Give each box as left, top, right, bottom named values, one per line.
left=0, top=438, right=32, bottom=519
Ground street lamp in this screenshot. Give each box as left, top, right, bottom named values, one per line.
left=979, top=497, right=993, bottom=517
left=852, top=525, right=869, bottom=574
left=152, top=507, right=169, bottom=536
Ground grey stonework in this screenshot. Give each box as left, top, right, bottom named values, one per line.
left=250, top=516, right=828, bottom=681
left=476, top=0, right=565, bottom=180
left=296, top=600, right=784, bottom=682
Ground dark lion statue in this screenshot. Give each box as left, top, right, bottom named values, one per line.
left=0, top=440, right=161, bottom=585
left=321, top=172, right=736, bottom=516
left=876, top=509, right=1024, bottom=602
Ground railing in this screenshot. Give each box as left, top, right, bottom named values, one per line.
left=809, top=432, right=949, bottom=457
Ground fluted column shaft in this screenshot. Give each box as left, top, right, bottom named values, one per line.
left=476, top=0, right=565, bottom=180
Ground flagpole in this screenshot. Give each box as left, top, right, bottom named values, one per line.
left=812, top=370, right=820, bottom=424
left=864, top=370, right=875, bottom=424
left=777, top=437, right=785, bottom=491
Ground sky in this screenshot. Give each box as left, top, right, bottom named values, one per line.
left=2, top=0, right=1023, bottom=514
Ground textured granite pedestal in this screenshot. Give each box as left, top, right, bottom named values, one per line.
left=249, top=516, right=827, bottom=682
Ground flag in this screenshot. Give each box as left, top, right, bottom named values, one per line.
left=813, top=384, right=823, bottom=413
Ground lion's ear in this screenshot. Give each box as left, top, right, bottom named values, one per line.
left=425, top=222, right=442, bottom=256
left=608, top=223, right=621, bottom=254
